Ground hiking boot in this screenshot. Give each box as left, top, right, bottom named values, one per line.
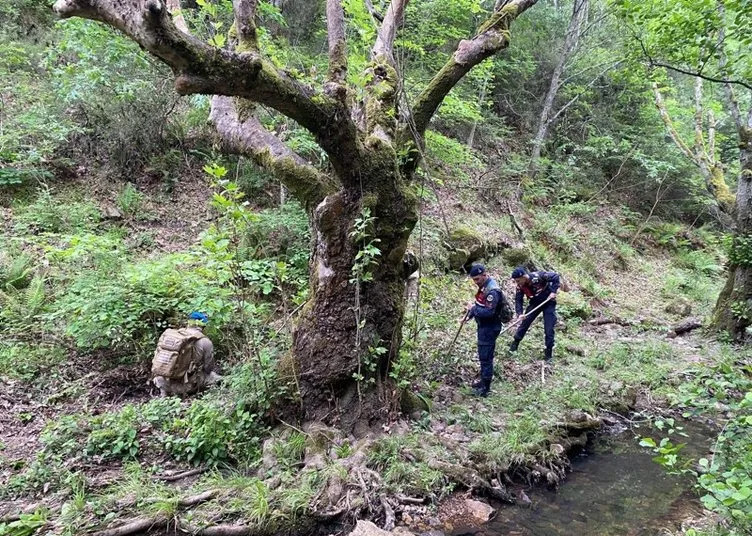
left=508, top=339, right=520, bottom=353
left=471, top=378, right=484, bottom=389
left=544, top=347, right=553, bottom=363
left=472, top=378, right=491, bottom=397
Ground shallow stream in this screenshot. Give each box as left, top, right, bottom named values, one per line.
left=458, top=422, right=714, bottom=536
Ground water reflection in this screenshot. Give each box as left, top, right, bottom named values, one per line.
left=456, top=424, right=712, bottom=536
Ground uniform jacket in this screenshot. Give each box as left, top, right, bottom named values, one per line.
left=469, top=277, right=504, bottom=329
left=515, top=271, right=560, bottom=315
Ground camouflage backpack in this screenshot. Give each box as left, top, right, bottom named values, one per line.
left=151, top=328, right=205, bottom=381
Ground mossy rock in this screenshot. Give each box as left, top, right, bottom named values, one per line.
left=501, top=247, right=534, bottom=269
left=665, top=297, right=692, bottom=317
left=400, top=389, right=430, bottom=414
left=445, top=225, right=487, bottom=271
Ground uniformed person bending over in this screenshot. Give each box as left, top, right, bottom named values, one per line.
left=509, top=267, right=560, bottom=363
left=465, top=263, right=511, bottom=397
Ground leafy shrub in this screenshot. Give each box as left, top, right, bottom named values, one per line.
left=116, top=183, right=146, bottom=219
left=54, top=252, right=233, bottom=350
left=85, top=405, right=140, bottom=459
left=165, top=399, right=262, bottom=466
left=0, top=342, right=65, bottom=382
left=675, top=249, right=723, bottom=275
left=48, top=19, right=184, bottom=178
left=40, top=415, right=86, bottom=458
left=13, top=190, right=100, bottom=234
left=0, top=275, right=46, bottom=333
left=0, top=251, right=33, bottom=290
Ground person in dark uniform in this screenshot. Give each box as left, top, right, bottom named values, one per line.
left=509, top=266, right=560, bottom=363
left=466, top=263, right=511, bottom=397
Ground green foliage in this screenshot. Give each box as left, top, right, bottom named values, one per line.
left=165, top=399, right=262, bottom=467
left=0, top=509, right=47, bottom=536
left=86, top=405, right=140, bottom=460
left=13, top=190, right=100, bottom=234
left=116, top=183, right=146, bottom=219
left=725, top=235, right=752, bottom=268
left=652, top=355, right=752, bottom=531
left=54, top=251, right=233, bottom=350
left=0, top=252, right=33, bottom=290
left=0, top=275, right=46, bottom=333
left=0, top=342, right=65, bottom=382
left=425, top=130, right=483, bottom=177
left=349, top=207, right=381, bottom=284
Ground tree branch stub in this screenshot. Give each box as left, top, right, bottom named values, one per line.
left=326, top=0, right=348, bottom=94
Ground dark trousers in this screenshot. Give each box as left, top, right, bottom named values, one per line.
left=478, top=327, right=501, bottom=381
left=514, top=300, right=557, bottom=350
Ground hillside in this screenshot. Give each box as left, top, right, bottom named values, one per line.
left=2, top=1, right=752, bottom=536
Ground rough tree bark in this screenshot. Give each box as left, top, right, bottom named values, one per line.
left=652, top=77, right=735, bottom=222
left=52, top=0, right=540, bottom=428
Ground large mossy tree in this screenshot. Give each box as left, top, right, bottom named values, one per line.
left=52, top=0, right=540, bottom=426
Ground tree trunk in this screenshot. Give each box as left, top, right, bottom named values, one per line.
left=713, top=118, right=752, bottom=339
left=528, top=0, right=587, bottom=179
left=291, top=151, right=417, bottom=428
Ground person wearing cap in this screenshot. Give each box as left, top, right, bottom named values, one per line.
left=509, top=267, right=560, bottom=363
left=187, top=311, right=218, bottom=382
left=465, top=263, right=511, bottom=397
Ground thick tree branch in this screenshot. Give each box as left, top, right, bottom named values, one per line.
left=361, top=0, right=410, bottom=145
left=232, top=0, right=259, bottom=50
left=326, top=0, right=347, bottom=93
left=372, top=0, right=409, bottom=64
left=410, top=0, right=539, bottom=135
left=52, top=0, right=360, bottom=177
left=209, top=97, right=335, bottom=210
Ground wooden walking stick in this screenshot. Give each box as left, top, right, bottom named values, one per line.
left=500, top=295, right=554, bottom=336
left=445, top=311, right=470, bottom=355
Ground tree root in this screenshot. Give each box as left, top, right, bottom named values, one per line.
left=91, top=514, right=170, bottom=536
left=157, top=467, right=207, bottom=482
left=380, top=494, right=396, bottom=531
left=95, top=489, right=221, bottom=535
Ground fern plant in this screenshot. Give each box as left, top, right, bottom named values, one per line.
left=0, top=274, right=46, bottom=331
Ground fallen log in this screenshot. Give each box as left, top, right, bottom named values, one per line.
left=667, top=318, right=702, bottom=338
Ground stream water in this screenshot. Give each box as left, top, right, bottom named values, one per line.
left=457, top=422, right=715, bottom=536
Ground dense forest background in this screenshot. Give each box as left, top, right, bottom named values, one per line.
left=1, top=1, right=751, bottom=535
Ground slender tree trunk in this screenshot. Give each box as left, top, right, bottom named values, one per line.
left=528, top=0, right=587, bottom=179
left=466, top=76, right=489, bottom=148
